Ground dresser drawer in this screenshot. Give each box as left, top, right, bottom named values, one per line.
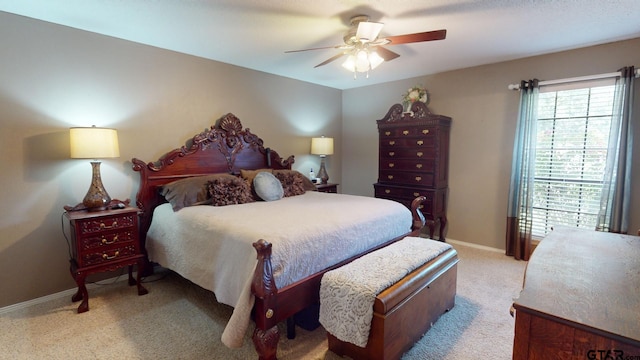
left=374, top=185, right=434, bottom=215
left=380, top=127, right=434, bottom=137
left=380, top=147, right=436, bottom=160
left=379, top=137, right=436, bottom=149
left=77, top=213, right=136, bottom=235
left=374, top=185, right=434, bottom=200
left=80, top=244, right=139, bottom=267
left=378, top=170, right=435, bottom=187
left=79, top=230, right=136, bottom=252
left=379, top=158, right=436, bottom=172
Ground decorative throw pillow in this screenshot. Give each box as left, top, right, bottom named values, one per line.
left=253, top=172, right=284, bottom=201
left=207, top=176, right=255, bottom=206
left=273, top=169, right=316, bottom=192
left=275, top=171, right=306, bottom=197
left=160, top=173, right=237, bottom=211
left=240, top=168, right=273, bottom=184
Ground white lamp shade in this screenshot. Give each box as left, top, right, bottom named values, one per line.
left=311, top=137, right=334, bottom=156
left=70, top=127, right=120, bottom=159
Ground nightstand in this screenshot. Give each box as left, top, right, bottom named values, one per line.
left=316, top=183, right=338, bottom=193
left=64, top=206, right=148, bottom=313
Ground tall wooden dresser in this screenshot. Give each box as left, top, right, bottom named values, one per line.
left=374, top=102, right=451, bottom=240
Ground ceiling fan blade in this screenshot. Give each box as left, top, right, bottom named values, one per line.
left=285, top=45, right=342, bottom=53
left=385, top=29, right=447, bottom=45
left=356, top=21, right=384, bottom=42
left=314, top=52, right=346, bottom=68
left=374, top=46, right=400, bottom=61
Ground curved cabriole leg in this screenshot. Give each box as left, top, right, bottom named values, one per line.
left=130, top=261, right=149, bottom=296
left=252, top=325, right=280, bottom=360
left=410, top=196, right=427, bottom=232
left=71, top=272, right=89, bottom=313
left=439, top=215, right=448, bottom=241
left=252, top=239, right=279, bottom=360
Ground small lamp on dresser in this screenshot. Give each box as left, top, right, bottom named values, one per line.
left=69, top=126, right=120, bottom=211
left=311, top=136, right=334, bottom=184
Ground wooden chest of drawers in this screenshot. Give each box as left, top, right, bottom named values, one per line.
left=374, top=102, right=451, bottom=240
left=65, top=206, right=148, bottom=313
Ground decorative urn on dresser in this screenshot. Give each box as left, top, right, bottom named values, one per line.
left=374, top=101, right=451, bottom=240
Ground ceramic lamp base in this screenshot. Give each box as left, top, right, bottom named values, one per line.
left=82, top=161, right=112, bottom=211
left=318, top=156, right=329, bottom=184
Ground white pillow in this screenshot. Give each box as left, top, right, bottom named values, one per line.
left=253, top=171, right=284, bottom=201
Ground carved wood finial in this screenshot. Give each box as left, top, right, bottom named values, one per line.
left=378, top=102, right=434, bottom=123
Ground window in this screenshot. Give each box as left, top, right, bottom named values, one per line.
left=531, top=79, right=616, bottom=238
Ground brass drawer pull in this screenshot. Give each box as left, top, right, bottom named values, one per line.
left=416, top=164, right=423, bottom=169
left=416, top=140, right=423, bottom=146
left=102, top=251, right=120, bottom=260
left=415, top=176, right=422, bottom=182
left=101, top=235, right=118, bottom=245
left=389, top=140, right=395, bottom=146
left=389, top=152, right=395, bottom=157
left=388, top=163, right=394, bottom=168
left=402, top=130, right=409, bottom=135
left=385, top=189, right=391, bottom=194
left=385, top=131, right=391, bottom=136
left=99, top=221, right=118, bottom=229
left=387, top=175, right=394, bottom=180
left=422, top=129, right=430, bottom=134
left=417, top=151, right=423, bottom=157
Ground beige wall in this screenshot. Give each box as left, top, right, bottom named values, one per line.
left=1, top=10, right=638, bottom=308
left=342, top=37, right=640, bottom=250
left=0, top=12, right=342, bottom=308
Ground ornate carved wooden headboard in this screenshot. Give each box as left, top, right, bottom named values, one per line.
left=131, top=113, right=294, bottom=245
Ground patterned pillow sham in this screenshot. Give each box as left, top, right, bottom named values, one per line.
left=273, top=170, right=317, bottom=192
left=207, top=176, right=255, bottom=206
left=274, top=171, right=307, bottom=197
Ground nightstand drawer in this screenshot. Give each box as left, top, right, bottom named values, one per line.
left=79, top=230, right=136, bottom=251
left=80, top=244, right=139, bottom=267
left=77, top=213, right=136, bottom=235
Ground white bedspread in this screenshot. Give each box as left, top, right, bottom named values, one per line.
left=145, top=191, right=412, bottom=347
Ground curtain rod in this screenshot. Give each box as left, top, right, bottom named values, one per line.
left=507, top=67, right=640, bottom=90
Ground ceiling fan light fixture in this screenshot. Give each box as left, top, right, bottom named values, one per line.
left=341, top=48, right=384, bottom=79
left=369, top=50, right=384, bottom=69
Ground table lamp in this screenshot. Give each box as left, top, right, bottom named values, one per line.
left=311, top=136, right=334, bottom=184
left=70, top=126, right=120, bottom=211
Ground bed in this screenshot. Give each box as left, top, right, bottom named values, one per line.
left=131, top=113, right=427, bottom=360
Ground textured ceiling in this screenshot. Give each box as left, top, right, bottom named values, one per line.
left=1, top=0, right=639, bottom=89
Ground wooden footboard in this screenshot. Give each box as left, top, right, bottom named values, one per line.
left=250, top=196, right=428, bottom=360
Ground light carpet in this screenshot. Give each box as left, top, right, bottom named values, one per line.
left=0, top=242, right=526, bottom=359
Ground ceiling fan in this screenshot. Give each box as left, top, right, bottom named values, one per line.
left=285, top=15, right=446, bottom=76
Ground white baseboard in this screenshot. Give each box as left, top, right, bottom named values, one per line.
left=446, top=238, right=505, bottom=254
left=0, top=275, right=131, bottom=315
left=0, top=241, right=504, bottom=315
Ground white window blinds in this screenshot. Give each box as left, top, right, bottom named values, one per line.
left=531, top=78, right=616, bottom=237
